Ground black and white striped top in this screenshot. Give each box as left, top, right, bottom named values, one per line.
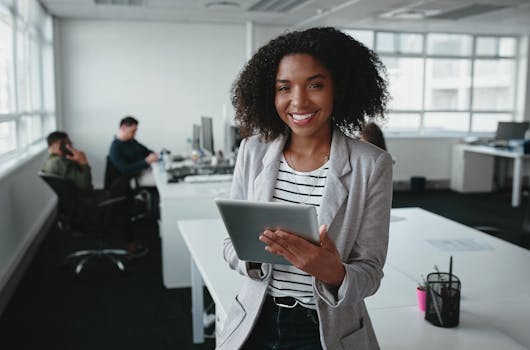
left=267, top=154, right=329, bottom=309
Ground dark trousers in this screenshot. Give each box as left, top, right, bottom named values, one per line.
left=241, top=296, right=323, bottom=350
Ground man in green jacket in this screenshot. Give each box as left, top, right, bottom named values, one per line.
left=42, top=131, right=93, bottom=191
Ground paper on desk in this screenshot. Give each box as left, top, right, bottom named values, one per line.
left=426, top=238, right=494, bottom=252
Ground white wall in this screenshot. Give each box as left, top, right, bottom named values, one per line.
left=386, top=137, right=461, bottom=182
left=57, top=19, right=247, bottom=187
left=0, top=151, right=56, bottom=298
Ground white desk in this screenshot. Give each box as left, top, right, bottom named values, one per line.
left=152, top=162, right=231, bottom=288
left=179, top=208, right=530, bottom=348
left=451, top=144, right=530, bottom=207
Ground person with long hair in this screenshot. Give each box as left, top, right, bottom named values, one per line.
left=219, top=27, right=393, bottom=350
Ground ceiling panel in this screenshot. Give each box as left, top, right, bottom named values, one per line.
left=38, top=0, right=530, bottom=34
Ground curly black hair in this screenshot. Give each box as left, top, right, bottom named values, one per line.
left=231, top=27, right=389, bottom=141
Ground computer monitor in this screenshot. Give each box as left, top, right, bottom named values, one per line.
left=495, top=122, right=529, bottom=141
left=228, top=125, right=242, bottom=152
left=201, top=116, right=214, bottom=154
left=192, top=124, right=201, bottom=151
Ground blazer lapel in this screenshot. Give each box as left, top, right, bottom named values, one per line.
left=319, top=129, right=350, bottom=228
left=253, top=135, right=287, bottom=202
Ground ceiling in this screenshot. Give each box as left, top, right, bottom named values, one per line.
left=39, top=0, right=530, bottom=34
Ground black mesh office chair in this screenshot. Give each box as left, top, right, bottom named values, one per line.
left=104, top=156, right=151, bottom=222
left=38, top=171, right=130, bottom=274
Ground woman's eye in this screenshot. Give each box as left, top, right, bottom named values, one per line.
left=277, top=86, right=289, bottom=92
left=310, top=82, right=323, bottom=89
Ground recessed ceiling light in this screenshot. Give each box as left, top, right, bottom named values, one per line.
left=205, top=1, right=241, bottom=9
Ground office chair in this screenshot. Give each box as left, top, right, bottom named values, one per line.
left=104, top=156, right=151, bottom=222
left=521, top=199, right=530, bottom=248
left=38, top=171, right=130, bottom=274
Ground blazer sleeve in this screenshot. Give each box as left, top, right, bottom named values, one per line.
left=315, top=151, right=393, bottom=307
left=222, top=138, right=271, bottom=280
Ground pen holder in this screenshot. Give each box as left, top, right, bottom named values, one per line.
left=425, top=272, right=461, bottom=328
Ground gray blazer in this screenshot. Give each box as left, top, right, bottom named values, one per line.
left=217, top=128, right=393, bottom=350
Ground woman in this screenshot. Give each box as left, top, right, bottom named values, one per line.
left=361, top=122, right=387, bottom=151
left=219, top=27, right=393, bottom=350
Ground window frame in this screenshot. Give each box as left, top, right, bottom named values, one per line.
left=0, top=0, right=53, bottom=163
left=345, top=28, right=520, bottom=137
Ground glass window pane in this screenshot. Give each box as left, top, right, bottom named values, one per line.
left=16, top=0, right=29, bottom=22
left=385, top=113, right=421, bottom=133
left=0, top=120, right=16, bottom=155
left=376, top=32, right=395, bottom=53
left=42, top=114, right=56, bottom=135
left=43, top=14, right=53, bottom=42
left=472, top=59, right=515, bottom=110
left=382, top=56, right=423, bottom=110
left=399, top=33, right=423, bottom=54
left=427, top=34, right=472, bottom=56
left=29, top=34, right=41, bottom=110
left=475, top=37, right=496, bottom=56
left=0, top=10, right=14, bottom=113
left=16, top=25, right=30, bottom=112
left=425, top=59, right=471, bottom=110
left=471, top=113, right=512, bottom=133
left=423, top=112, right=469, bottom=133
left=42, top=43, right=55, bottom=112
left=343, top=29, right=373, bottom=49
left=499, top=37, right=516, bottom=57
left=20, top=114, right=42, bottom=144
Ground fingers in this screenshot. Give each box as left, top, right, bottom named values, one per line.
left=259, top=230, right=298, bottom=261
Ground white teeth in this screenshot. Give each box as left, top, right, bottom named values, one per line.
left=291, top=113, right=314, bottom=121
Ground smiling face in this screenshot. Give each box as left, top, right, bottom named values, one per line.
left=274, top=54, right=334, bottom=140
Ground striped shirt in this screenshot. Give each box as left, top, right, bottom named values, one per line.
left=267, top=154, right=329, bottom=309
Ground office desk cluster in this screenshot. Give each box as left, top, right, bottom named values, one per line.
left=179, top=208, right=530, bottom=349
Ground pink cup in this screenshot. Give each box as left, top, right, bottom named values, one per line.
left=416, top=286, right=426, bottom=312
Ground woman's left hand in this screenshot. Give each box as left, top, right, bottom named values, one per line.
left=259, top=224, right=345, bottom=286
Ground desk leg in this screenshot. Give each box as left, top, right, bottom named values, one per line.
left=512, top=157, right=522, bottom=207
left=191, top=257, right=204, bottom=344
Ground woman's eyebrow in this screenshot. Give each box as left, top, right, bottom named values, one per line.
left=276, top=73, right=327, bottom=84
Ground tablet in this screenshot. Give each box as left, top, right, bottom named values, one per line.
left=215, top=198, right=319, bottom=265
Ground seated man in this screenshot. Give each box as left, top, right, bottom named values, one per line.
left=43, top=131, right=148, bottom=258
left=42, top=131, right=93, bottom=191
left=108, top=116, right=158, bottom=181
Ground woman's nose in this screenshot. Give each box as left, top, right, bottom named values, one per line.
left=291, top=87, right=308, bottom=107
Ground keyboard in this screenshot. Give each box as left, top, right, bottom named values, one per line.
left=183, top=174, right=233, bottom=183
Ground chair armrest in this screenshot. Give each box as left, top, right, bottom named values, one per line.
left=97, top=196, right=128, bottom=208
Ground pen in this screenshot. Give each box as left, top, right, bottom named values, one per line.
left=428, top=284, right=444, bottom=326
left=448, top=256, right=453, bottom=290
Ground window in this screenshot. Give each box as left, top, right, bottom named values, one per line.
left=0, top=7, right=14, bottom=114
left=0, top=120, right=16, bottom=155
left=427, top=34, right=472, bottom=56
left=472, top=59, right=515, bottom=110
left=343, top=28, right=522, bottom=136
left=425, top=59, right=471, bottom=110
left=0, top=1, right=54, bottom=163
left=423, top=112, right=469, bottom=133
left=343, top=29, right=373, bottom=49
left=382, top=57, right=423, bottom=110
left=377, top=32, right=422, bottom=54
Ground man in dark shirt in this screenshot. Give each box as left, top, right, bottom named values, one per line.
left=109, top=116, right=158, bottom=178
